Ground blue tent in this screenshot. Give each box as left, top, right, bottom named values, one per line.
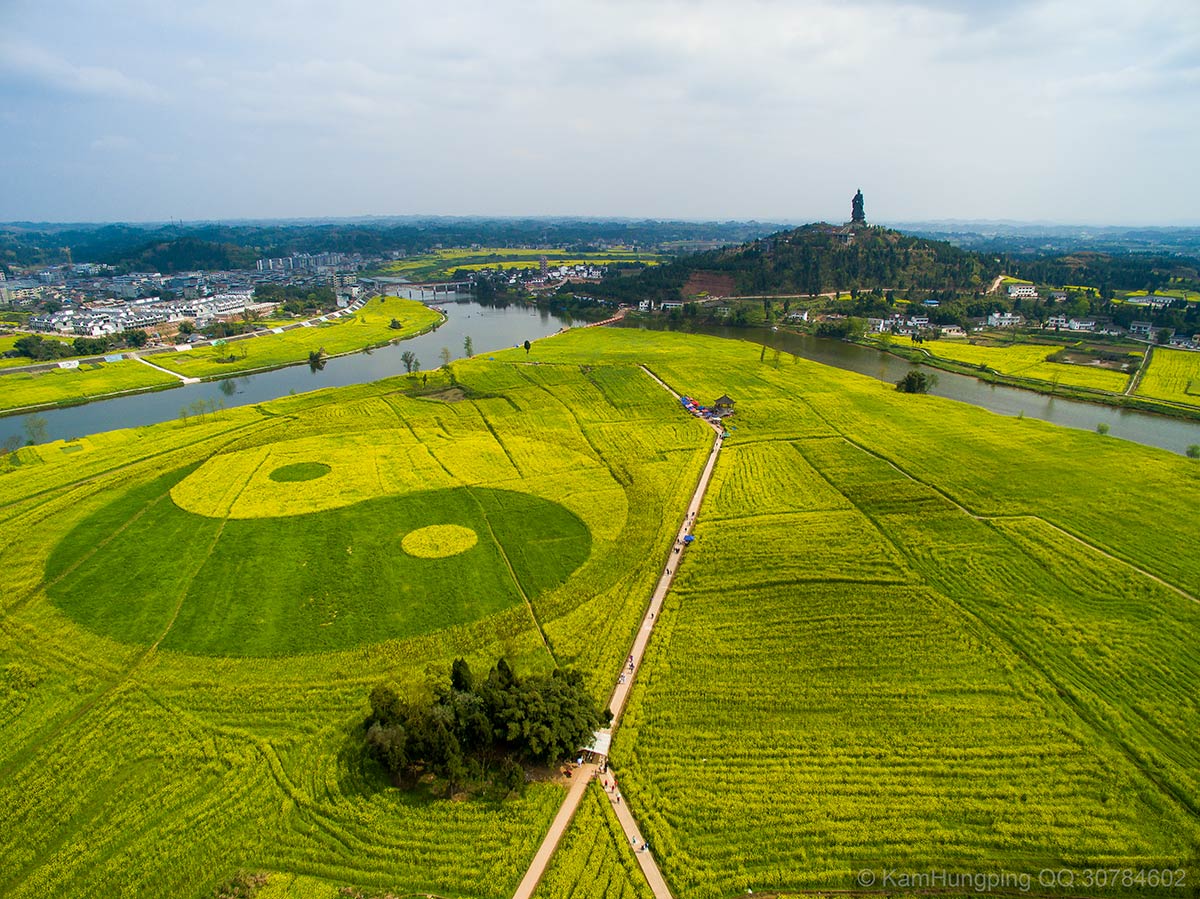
left=683, top=535, right=696, bottom=544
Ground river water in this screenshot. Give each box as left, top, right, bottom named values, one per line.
left=0, top=299, right=570, bottom=446
left=4, top=306, right=1198, bottom=455
left=617, top=321, right=1200, bottom=456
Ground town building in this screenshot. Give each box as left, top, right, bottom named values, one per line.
left=987, top=312, right=1024, bottom=328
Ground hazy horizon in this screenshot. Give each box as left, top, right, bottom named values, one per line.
left=2, top=0, right=1198, bottom=225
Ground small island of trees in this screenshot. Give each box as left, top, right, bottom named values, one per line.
left=364, top=658, right=607, bottom=798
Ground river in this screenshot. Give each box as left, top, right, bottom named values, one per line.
left=4, top=306, right=1199, bottom=456
left=617, top=320, right=1200, bottom=456
left=0, top=298, right=570, bottom=446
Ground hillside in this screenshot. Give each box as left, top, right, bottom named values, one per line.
left=100, top=235, right=258, bottom=273
left=582, top=223, right=1001, bottom=303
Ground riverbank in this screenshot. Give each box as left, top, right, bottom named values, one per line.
left=0, top=300, right=571, bottom=444
left=861, top=337, right=1200, bottom=423
left=0, top=297, right=444, bottom=418
left=614, top=318, right=1200, bottom=455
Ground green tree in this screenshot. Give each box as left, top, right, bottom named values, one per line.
left=14, top=334, right=70, bottom=361
left=400, top=350, right=419, bottom=373
left=896, top=370, right=933, bottom=394
left=1186, top=444, right=1200, bottom=459
left=73, top=336, right=110, bottom=356
left=498, top=757, right=525, bottom=796
left=365, top=722, right=409, bottom=780
left=463, top=335, right=474, bottom=357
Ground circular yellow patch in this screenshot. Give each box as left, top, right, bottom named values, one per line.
left=401, top=524, right=478, bottom=559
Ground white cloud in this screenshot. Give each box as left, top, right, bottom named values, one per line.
left=0, top=0, right=1198, bottom=222
left=0, top=38, right=167, bottom=102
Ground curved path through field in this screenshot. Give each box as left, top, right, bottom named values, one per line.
left=511, top=365, right=724, bottom=899
left=132, top=352, right=200, bottom=384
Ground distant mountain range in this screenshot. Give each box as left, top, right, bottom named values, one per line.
left=0, top=218, right=789, bottom=271
left=882, top=221, right=1200, bottom=256
left=4, top=215, right=1200, bottom=277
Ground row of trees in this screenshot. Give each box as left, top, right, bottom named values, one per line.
left=4, top=331, right=148, bottom=362
left=1, top=219, right=781, bottom=269
left=364, top=658, right=607, bottom=795
left=252, top=284, right=337, bottom=315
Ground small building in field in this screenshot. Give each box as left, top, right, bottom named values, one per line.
left=1129, top=321, right=1154, bottom=336
left=714, top=395, right=735, bottom=414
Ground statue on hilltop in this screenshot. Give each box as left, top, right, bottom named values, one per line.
left=851, top=189, right=866, bottom=226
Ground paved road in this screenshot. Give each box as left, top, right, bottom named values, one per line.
left=511, top=364, right=723, bottom=899
left=131, top=353, right=199, bottom=384
left=511, top=763, right=598, bottom=899
left=606, top=777, right=675, bottom=899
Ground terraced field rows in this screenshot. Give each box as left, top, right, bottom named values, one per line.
left=923, top=341, right=1133, bottom=392
left=532, top=784, right=654, bottom=899
left=494, top=328, right=1200, bottom=898
left=0, top=353, right=712, bottom=897
left=1136, top=346, right=1200, bottom=408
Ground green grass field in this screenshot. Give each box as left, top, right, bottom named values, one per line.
left=151, top=295, right=442, bottom=378
left=533, top=783, right=653, bottom=899
left=1136, top=346, right=1200, bottom=407
left=0, top=333, right=81, bottom=370
left=494, top=328, right=1200, bottom=897
left=0, top=346, right=711, bottom=897
left=2, top=326, right=1198, bottom=897
left=378, top=247, right=661, bottom=280
left=922, top=340, right=1133, bottom=391
left=0, top=357, right=180, bottom=413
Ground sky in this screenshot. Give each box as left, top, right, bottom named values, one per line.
left=1, top=0, right=1198, bottom=225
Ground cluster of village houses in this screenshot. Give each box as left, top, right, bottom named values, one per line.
left=508, top=261, right=606, bottom=290
left=3, top=263, right=365, bottom=340
left=861, top=283, right=1197, bottom=348
left=1, top=252, right=373, bottom=339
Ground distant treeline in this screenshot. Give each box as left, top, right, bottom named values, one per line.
left=0, top=218, right=788, bottom=271
left=1005, top=252, right=1200, bottom=294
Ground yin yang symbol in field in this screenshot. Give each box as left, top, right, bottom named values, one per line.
left=46, top=446, right=592, bottom=658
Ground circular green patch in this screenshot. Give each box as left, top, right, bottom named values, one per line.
left=268, top=462, right=331, bottom=482
left=46, top=469, right=591, bottom=658
left=402, top=524, right=478, bottom=558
